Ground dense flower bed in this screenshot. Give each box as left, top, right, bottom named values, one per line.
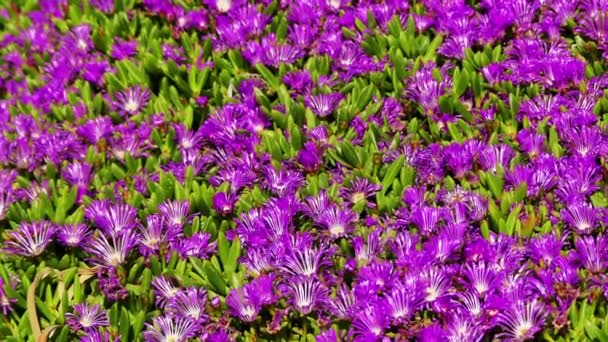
left=1, top=0, right=608, bottom=341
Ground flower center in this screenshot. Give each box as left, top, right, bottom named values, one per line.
left=124, top=98, right=139, bottom=113
left=329, top=224, right=344, bottom=236
left=216, top=0, right=231, bottom=12
left=351, top=192, right=366, bottom=204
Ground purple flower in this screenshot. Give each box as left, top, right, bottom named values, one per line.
left=0, top=276, right=15, bottom=316
left=166, top=287, right=209, bottom=324
left=213, top=192, right=237, bottom=216
left=57, top=223, right=92, bottom=248
left=479, top=144, right=515, bottom=173
left=111, top=39, right=138, bottom=60
left=317, top=205, right=357, bottom=238
left=445, top=315, right=484, bottom=342
left=151, top=276, right=181, bottom=308
left=86, top=201, right=139, bottom=236
left=0, top=188, right=15, bottom=221
left=461, top=262, right=503, bottom=297
left=158, top=200, right=190, bottom=228
left=574, top=235, right=608, bottom=274
left=286, top=277, right=328, bottom=315
left=261, top=35, right=303, bottom=67
left=77, top=117, right=113, bottom=144
left=496, top=299, right=547, bottom=341
left=204, top=0, right=244, bottom=13
left=138, top=214, right=181, bottom=257
left=385, top=283, right=422, bottom=324
left=304, top=93, right=343, bottom=118
left=283, top=71, right=312, bottom=94
left=112, top=86, right=151, bottom=116
left=410, top=206, right=443, bottom=236
left=3, top=221, right=56, bottom=257
left=62, top=24, right=93, bottom=54
left=405, top=63, right=452, bottom=115
left=65, top=304, right=109, bottom=332
left=80, top=329, right=120, bottom=342
left=90, top=0, right=114, bottom=13
left=421, top=267, right=452, bottom=305
left=263, top=166, right=305, bottom=197
left=351, top=302, right=389, bottom=341
left=174, top=232, right=216, bottom=259
left=297, top=141, right=324, bottom=173
left=226, top=286, right=261, bottom=323
left=280, top=244, right=332, bottom=278
left=301, top=191, right=331, bottom=221
left=562, top=202, right=600, bottom=235
left=85, top=230, right=137, bottom=267
left=143, top=315, right=199, bottom=342
left=96, top=267, right=128, bottom=302
left=339, top=177, right=382, bottom=207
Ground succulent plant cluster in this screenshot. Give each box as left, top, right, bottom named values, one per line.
left=2, top=0, right=608, bottom=341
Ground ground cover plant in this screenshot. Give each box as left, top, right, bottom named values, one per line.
left=2, top=0, right=608, bottom=341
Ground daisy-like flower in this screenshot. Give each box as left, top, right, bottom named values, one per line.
left=297, top=141, right=324, bottom=173
left=261, top=35, right=303, bottom=68
left=385, top=283, right=422, bottom=324
left=0, top=276, right=16, bottom=316
left=280, top=245, right=332, bottom=278
left=3, top=221, right=56, bottom=257
left=317, top=205, right=357, bottom=238
left=248, top=274, right=278, bottom=306
left=561, top=202, right=600, bottom=235
left=166, top=287, right=209, bottom=324
left=174, top=232, right=216, bottom=259
left=0, top=188, right=14, bottom=221
left=496, top=299, right=547, bottom=341
left=65, top=303, right=110, bottom=332
left=479, top=144, right=515, bottom=173
left=212, top=192, right=237, bottom=216
left=62, top=161, right=93, bottom=191
left=339, top=177, right=382, bottom=207
left=301, top=191, right=331, bottom=221
left=151, top=276, right=181, bottom=308
left=158, top=200, right=190, bottom=228
left=76, top=117, right=113, bottom=144
left=143, top=315, right=199, bottom=342
left=80, top=329, right=120, bottom=342
left=421, top=267, right=451, bottom=305
left=86, top=201, right=139, bottom=236
left=57, top=223, right=92, bottom=248
left=260, top=200, right=295, bottom=242
left=328, top=285, right=357, bottom=320
left=353, top=231, right=383, bottom=265
left=357, top=261, right=396, bottom=293
left=461, top=262, right=502, bottom=297
left=226, top=286, right=261, bottom=323
left=445, top=314, right=484, bottom=342
left=410, top=206, right=443, bottom=236
left=139, top=215, right=181, bottom=257
left=85, top=230, right=137, bottom=267
left=351, top=302, right=389, bottom=341
left=574, top=235, right=608, bottom=274
left=111, top=38, right=138, bottom=60
left=112, top=86, right=151, bottom=116
left=304, top=93, right=344, bottom=118
left=287, top=277, right=328, bottom=315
